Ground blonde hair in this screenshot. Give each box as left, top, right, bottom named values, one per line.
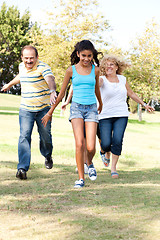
left=100, top=54, right=130, bottom=75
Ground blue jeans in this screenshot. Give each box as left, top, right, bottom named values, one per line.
left=18, top=108, right=53, bottom=171
left=99, top=117, right=128, bottom=156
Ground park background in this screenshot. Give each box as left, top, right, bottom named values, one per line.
left=0, top=0, right=160, bottom=239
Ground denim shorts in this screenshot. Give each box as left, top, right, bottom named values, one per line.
left=69, top=101, right=99, bottom=123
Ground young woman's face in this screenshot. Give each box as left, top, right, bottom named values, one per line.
left=77, top=50, right=93, bottom=66
left=105, top=60, right=118, bottom=75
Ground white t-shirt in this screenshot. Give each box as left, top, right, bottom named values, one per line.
left=98, top=74, right=129, bottom=120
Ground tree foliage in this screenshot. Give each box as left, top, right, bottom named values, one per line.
left=126, top=19, right=160, bottom=102
left=38, top=0, right=110, bottom=91
left=0, top=2, right=37, bottom=93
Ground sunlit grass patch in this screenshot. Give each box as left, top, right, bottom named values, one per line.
left=0, top=94, right=160, bottom=240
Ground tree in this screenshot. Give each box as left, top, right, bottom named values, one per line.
left=126, top=19, right=160, bottom=103
left=0, top=2, right=37, bottom=93
left=38, top=0, right=110, bottom=91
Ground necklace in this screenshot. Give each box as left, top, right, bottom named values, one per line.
left=105, top=75, right=119, bottom=88
left=107, top=76, right=119, bottom=83
left=78, top=64, right=92, bottom=74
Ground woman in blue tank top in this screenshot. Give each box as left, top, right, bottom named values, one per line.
left=42, top=40, right=103, bottom=188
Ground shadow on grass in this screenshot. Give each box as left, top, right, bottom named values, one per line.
left=0, top=112, right=19, bottom=115
left=128, top=118, right=160, bottom=126
left=0, top=163, right=160, bottom=239
left=0, top=107, right=64, bottom=118
left=128, top=119, right=146, bottom=124
left=1, top=163, right=160, bottom=196
left=0, top=161, right=17, bottom=169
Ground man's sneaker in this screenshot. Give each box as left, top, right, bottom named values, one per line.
left=74, top=179, right=85, bottom=188
left=16, top=169, right=27, bottom=180
left=45, top=156, right=53, bottom=169
left=84, top=163, right=88, bottom=174
left=75, top=163, right=88, bottom=174
left=100, top=151, right=110, bottom=167
left=88, top=163, right=97, bottom=181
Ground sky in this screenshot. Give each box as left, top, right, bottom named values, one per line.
left=2, top=0, right=160, bottom=50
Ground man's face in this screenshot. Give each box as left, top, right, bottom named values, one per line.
left=21, top=48, right=38, bottom=70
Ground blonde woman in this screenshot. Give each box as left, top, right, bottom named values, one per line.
left=98, top=54, right=154, bottom=178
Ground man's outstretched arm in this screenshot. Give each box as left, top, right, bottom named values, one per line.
left=1, top=74, right=20, bottom=92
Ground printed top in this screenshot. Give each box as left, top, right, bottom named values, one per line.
left=19, top=60, right=54, bottom=111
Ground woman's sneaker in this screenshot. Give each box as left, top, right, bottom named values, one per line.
left=74, top=179, right=85, bottom=188
left=84, top=163, right=88, bottom=174
left=88, top=163, right=97, bottom=181
left=100, top=151, right=110, bottom=167
left=75, top=163, right=88, bottom=174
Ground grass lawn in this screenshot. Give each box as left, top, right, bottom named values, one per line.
left=0, top=93, right=160, bottom=240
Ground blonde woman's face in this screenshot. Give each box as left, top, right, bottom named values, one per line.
left=105, top=60, right=118, bottom=75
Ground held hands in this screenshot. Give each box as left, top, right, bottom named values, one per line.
left=41, top=113, right=52, bottom=127
left=42, top=92, right=57, bottom=127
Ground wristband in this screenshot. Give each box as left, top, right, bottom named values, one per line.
left=50, top=89, right=56, bottom=94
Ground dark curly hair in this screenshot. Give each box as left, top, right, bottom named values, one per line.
left=70, top=40, right=102, bottom=66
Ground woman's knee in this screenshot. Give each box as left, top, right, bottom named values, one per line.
left=87, top=145, right=96, bottom=155
left=76, top=140, right=85, bottom=152
left=101, top=140, right=111, bottom=153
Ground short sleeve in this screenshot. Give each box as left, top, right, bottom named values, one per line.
left=41, top=64, right=54, bottom=78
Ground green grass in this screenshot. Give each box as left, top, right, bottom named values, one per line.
left=0, top=93, right=160, bottom=240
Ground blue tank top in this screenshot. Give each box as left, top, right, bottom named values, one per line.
left=71, top=65, right=97, bottom=105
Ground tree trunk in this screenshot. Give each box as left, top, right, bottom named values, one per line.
left=138, top=94, right=143, bottom=121
left=138, top=103, right=142, bottom=121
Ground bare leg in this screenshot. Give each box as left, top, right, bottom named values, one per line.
left=71, top=118, right=85, bottom=180
left=84, top=139, right=88, bottom=164
left=111, top=153, right=119, bottom=178
left=98, top=139, right=110, bottom=167
left=98, top=138, right=110, bottom=159
left=85, top=121, right=97, bottom=166
left=75, top=138, right=88, bottom=174
left=105, top=152, right=111, bottom=160
left=83, top=140, right=89, bottom=174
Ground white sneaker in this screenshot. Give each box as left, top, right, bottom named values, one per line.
left=74, top=179, right=85, bottom=188
left=75, top=163, right=88, bottom=174
left=88, top=163, right=97, bottom=181
left=84, top=163, right=88, bottom=174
